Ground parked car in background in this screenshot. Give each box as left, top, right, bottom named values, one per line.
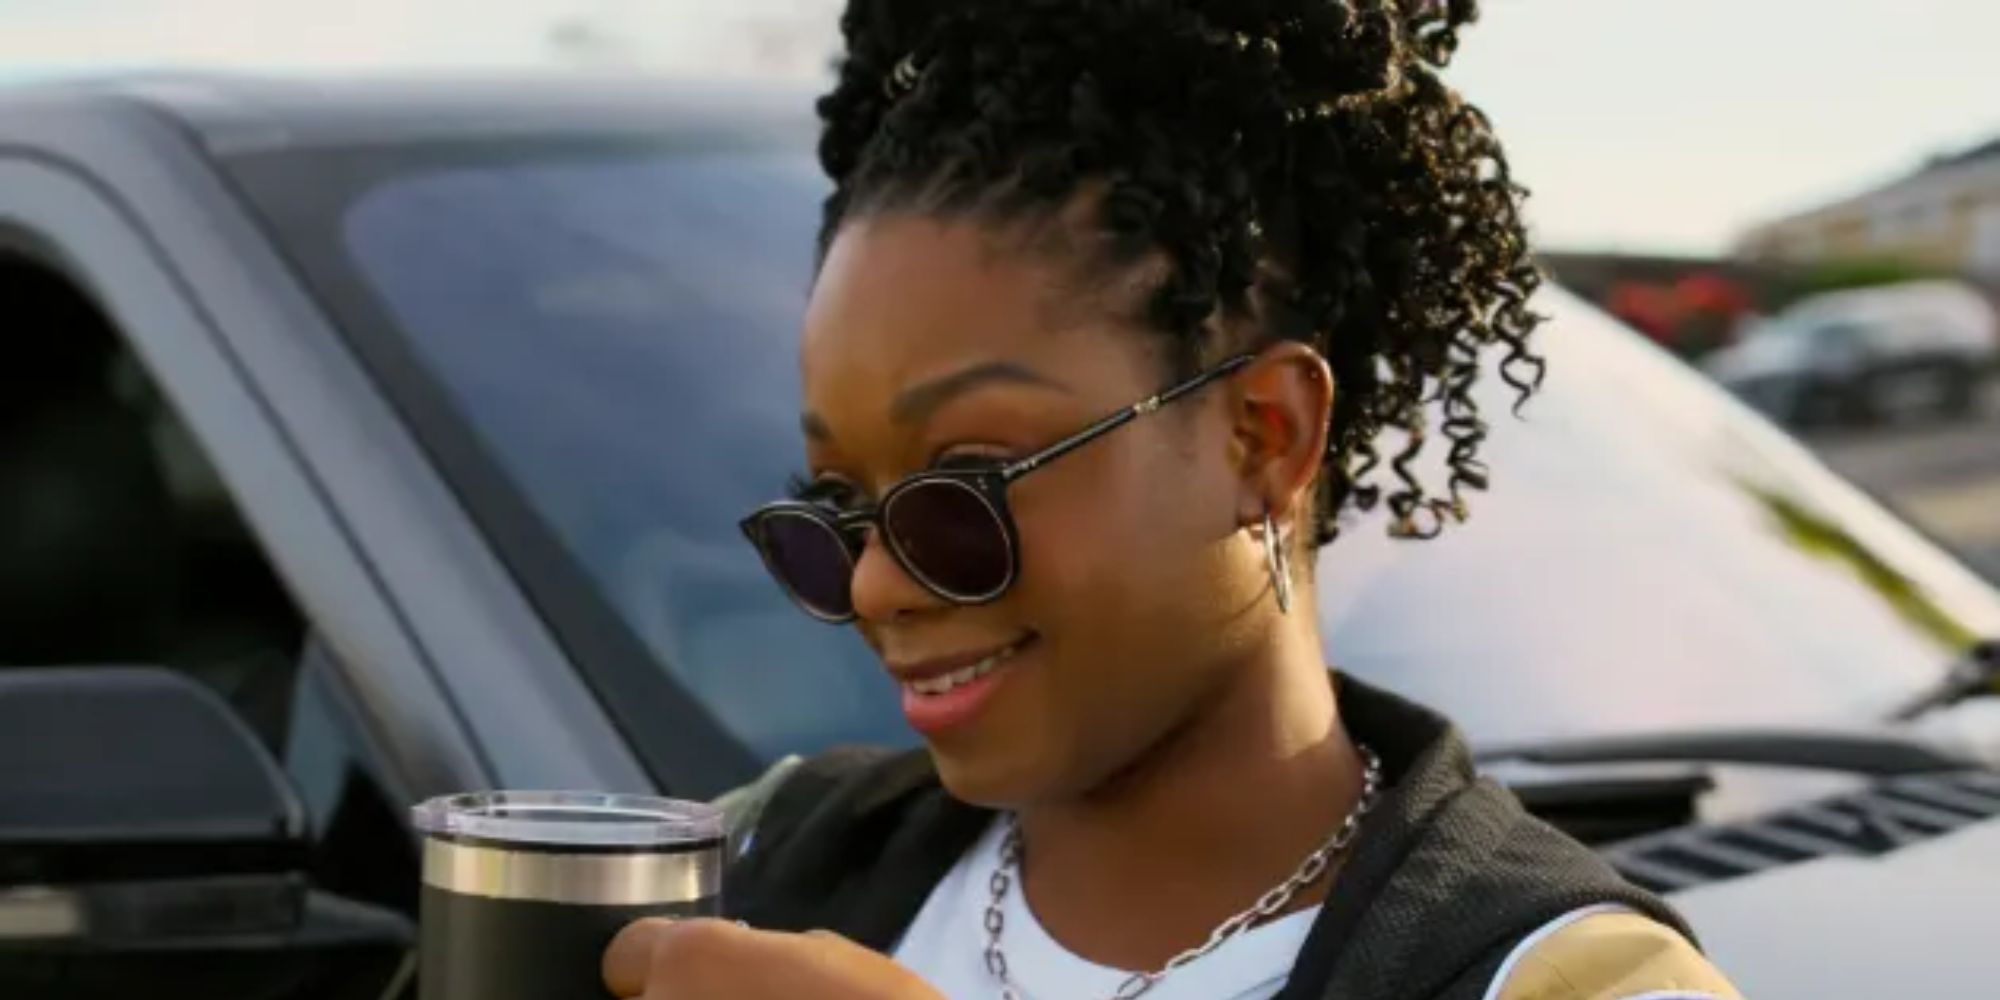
left=2, top=75, right=1999, bottom=999
left=1705, top=280, right=2000, bottom=427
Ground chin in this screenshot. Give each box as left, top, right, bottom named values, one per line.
left=926, top=739, right=1051, bottom=809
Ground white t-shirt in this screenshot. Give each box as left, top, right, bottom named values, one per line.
left=892, top=820, right=1318, bottom=1000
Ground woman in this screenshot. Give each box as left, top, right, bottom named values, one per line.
left=605, top=1, right=1742, bottom=997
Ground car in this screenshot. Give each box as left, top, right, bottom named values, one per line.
left=1704, top=280, right=2000, bottom=427
left=1, top=74, right=1998, bottom=999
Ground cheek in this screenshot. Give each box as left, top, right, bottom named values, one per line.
left=1008, top=436, right=1235, bottom=642
left=988, top=446, right=1246, bottom=795
left=1008, top=459, right=1165, bottom=611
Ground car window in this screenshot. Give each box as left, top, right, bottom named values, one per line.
left=0, top=255, right=419, bottom=920
left=0, top=258, right=306, bottom=750
left=331, top=148, right=907, bottom=763
left=286, top=639, right=422, bottom=916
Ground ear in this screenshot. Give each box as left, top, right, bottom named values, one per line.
left=1227, top=343, right=1335, bottom=532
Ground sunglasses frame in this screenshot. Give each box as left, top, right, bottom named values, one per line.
left=741, top=353, right=1256, bottom=623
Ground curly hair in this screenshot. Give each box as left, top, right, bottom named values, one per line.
left=815, top=0, right=1545, bottom=546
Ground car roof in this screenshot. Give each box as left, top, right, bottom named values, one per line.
left=0, top=71, right=818, bottom=157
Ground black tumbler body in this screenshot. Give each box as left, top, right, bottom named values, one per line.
left=412, top=793, right=724, bottom=1000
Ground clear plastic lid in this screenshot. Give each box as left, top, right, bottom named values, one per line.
left=410, top=791, right=724, bottom=849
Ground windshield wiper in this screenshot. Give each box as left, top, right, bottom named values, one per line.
left=1476, top=641, right=2000, bottom=777
left=1476, top=729, right=1976, bottom=777
left=1888, top=639, right=2000, bottom=723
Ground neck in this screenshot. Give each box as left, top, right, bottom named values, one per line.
left=1012, top=620, right=1365, bottom=971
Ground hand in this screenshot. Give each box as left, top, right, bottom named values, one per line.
left=603, top=918, right=947, bottom=1000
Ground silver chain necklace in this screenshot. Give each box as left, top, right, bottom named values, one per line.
left=980, top=744, right=1382, bottom=1000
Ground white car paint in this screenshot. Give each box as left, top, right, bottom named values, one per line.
left=1674, top=814, right=2000, bottom=998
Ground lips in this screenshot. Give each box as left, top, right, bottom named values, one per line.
left=888, top=633, right=1036, bottom=736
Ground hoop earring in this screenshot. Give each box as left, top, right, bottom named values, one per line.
left=1261, top=511, right=1294, bottom=615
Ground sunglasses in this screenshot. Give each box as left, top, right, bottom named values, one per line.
left=741, top=354, right=1256, bottom=623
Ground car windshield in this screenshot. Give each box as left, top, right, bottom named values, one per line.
left=231, top=137, right=2000, bottom=770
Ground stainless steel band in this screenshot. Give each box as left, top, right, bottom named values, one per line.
left=421, top=838, right=721, bottom=906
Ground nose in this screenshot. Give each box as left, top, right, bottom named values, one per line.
left=849, top=526, right=946, bottom=624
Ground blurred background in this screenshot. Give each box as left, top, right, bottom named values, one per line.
left=4, top=5, right=2000, bottom=998
left=5, top=0, right=1994, bottom=580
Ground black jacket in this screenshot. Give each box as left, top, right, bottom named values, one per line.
left=725, top=676, right=1697, bottom=999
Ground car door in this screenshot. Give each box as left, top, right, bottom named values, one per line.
left=0, top=157, right=445, bottom=1000
left=0, top=142, right=487, bottom=800
left=0, top=105, right=667, bottom=998
left=0, top=104, right=657, bottom=803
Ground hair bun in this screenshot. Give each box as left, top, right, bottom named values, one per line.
left=838, top=0, right=956, bottom=66
left=818, top=0, right=963, bottom=183
left=1186, top=0, right=1475, bottom=94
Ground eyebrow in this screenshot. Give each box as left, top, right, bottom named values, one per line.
left=890, top=360, right=1071, bottom=425
left=799, top=360, right=1070, bottom=441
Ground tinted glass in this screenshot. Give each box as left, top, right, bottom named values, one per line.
left=885, top=479, right=1014, bottom=598
left=334, top=149, right=905, bottom=761
left=757, top=511, right=858, bottom=619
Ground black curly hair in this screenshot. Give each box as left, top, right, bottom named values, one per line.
left=815, top=0, right=1545, bottom=546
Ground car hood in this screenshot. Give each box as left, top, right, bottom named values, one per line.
left=1317, top=289, right=2000, bottom=751
left=1672, top=814, right=2000, bottom=998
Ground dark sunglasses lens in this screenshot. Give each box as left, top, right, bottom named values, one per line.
left=883, top=479, right=1013, bottom=599
left=756, top=511, right=855, bottom=619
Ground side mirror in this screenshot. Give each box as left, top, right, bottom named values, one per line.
left=1889, top=640, right=2000, bottom=722
left=0, top=667, right=413, bottom=999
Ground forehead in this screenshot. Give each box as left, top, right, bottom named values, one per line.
left=801, top=213, right=1153, bottom=401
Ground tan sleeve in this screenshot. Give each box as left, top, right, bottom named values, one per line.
left=1492, top=911, right=1744, bottom=1000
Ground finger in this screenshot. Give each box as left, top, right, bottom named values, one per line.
left=607, top=918, right=774, bottom=997
left=602, top=917, right=677, bottom=997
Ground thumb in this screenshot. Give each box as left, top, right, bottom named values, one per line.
left=602, top=917, right=677, bottom=997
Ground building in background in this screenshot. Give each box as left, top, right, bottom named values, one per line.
left=1737, top=138, right=2000, bottom=280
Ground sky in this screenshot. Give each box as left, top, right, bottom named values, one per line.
left=2, top=0, right=1996, bottom=255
